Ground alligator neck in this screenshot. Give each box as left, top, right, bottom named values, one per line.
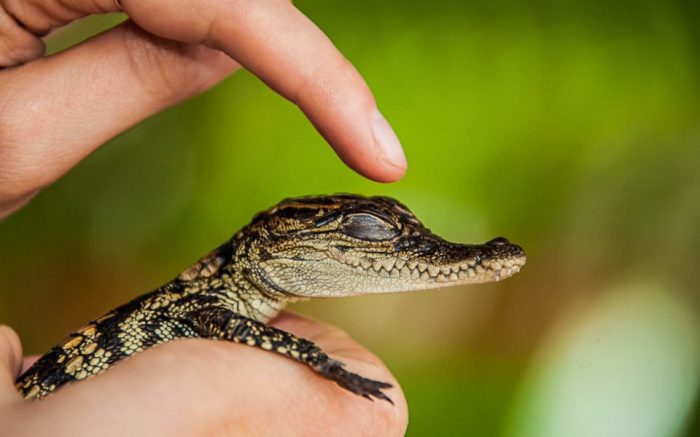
left=172, top=235, right=286, bottom=323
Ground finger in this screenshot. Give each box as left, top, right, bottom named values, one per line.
left=0, top=325, right=23, bottom=405
left=120, top=0, right=407, bottom=182
left=0, top=21, right=238, bottom=214
left=2, top=0, right=405, bottom=190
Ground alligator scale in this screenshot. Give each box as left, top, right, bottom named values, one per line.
left=16, top=194, right=526, bottom=402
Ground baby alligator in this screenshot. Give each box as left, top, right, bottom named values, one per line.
left=16, top=194, right=526, bottom=402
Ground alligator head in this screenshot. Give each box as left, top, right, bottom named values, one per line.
left=234, top=194, right=526, bottom=299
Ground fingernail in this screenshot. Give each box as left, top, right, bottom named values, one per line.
left=371, top=109, right=407, bottom=170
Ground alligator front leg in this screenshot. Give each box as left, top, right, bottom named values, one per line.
left=187, top=307, right=393, bottom=403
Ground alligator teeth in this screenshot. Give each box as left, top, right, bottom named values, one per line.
left=346, top=254, right=514, bottom=282
left=427, top=265, right=440, bottom=277
left=380, top=259, right=395, bottom=271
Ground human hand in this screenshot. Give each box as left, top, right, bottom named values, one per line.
left=0, top=0, right=407, bottom=219
left=0, top=2, right=408, bottom=431
left=0, top=312, right=408, bottom=436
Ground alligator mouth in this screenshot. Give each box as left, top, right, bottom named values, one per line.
left=327, top=238, right=527, bottom=285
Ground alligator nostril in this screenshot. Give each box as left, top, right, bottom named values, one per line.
left=510, top=243, right=526, bottom=257
left=486, top=237, right=510, bottom=246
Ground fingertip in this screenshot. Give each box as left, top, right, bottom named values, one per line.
left=368, top=161, right=407, bottom=183
left=335, top=150, right=407, bottom=183
left=370, top=109, right=407, bottom=170
left=327, top=107, right=407, bottom=183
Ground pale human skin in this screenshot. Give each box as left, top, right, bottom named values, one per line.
left=0, top=0, right=409, bottom=434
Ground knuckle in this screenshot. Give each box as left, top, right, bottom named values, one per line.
left=351, top=390, right=408, bottom=437
left=357, top=370, right=409, bottom=435
left=120, top=26, right=182, bottom=102
left=0, top=2, right=44, bottom=67
left=292, top=57, right=363, bottom=110
left=1, top=0, right=49, bottom=35
left=118, top=24, right=215, bottom=105
left=1, top=0, right=118, bottom=34
left=375, top=403, right=409, bottom=436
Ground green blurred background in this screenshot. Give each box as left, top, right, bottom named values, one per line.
left=1, top=0, right=699, bottom=435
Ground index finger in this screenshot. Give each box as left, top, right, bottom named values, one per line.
left=2, top=0, right=407, bottom=182
left=123, top=0, right=407, bottom=182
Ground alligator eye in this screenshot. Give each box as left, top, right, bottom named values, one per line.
left=340, top=213, right=398, bottom=241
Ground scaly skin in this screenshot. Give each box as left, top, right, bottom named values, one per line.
left=15, top=194, right=526, bottom=402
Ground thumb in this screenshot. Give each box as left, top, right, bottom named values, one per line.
left=0, top=325, right=23, bottom=404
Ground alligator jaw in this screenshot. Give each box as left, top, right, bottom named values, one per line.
left=328, top=238, right=526, bottom=286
